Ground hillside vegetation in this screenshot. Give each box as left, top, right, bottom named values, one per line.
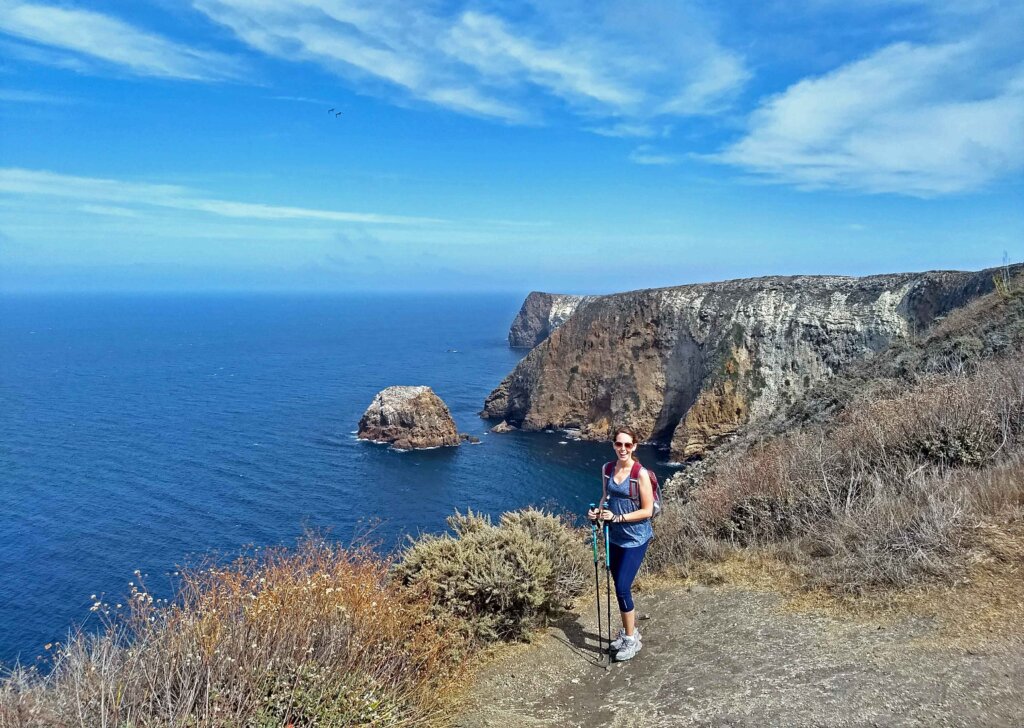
left=0, top=511, right=588, bottom=727
left=650, top=272, right=1024, bottom=596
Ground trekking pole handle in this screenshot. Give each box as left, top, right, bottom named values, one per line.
left=589, top=503, right=599, bottom=562
left=602, top=500, right=611, bottom=566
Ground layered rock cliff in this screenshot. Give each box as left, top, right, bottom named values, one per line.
left=485, top=267, right=1009, bottom=461
left=507, top=292, right=597, bottom=348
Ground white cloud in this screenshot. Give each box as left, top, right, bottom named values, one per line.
left=0, top=168, right=444, bottom=225
left=589, top=122, right=666, bottom=138
left=78, top=204, right=139, bottom=217
left=0, top=2, right=242, bottom=80
left=443, top=10, right=639, bottom=109
left=629, top=145, right=681, bottom=166
left=191, top=0, right=747, bottom=124
left=0, top=87, right=70, bottom=103
left=714, top=39, right=1024, bottom=195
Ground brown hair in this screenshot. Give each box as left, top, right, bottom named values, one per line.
left=611, top=425, right=639, bottom=445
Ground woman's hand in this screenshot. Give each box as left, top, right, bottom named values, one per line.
left=587, top=507, right=600, bottom=522
left=599, top=509, right=614, bottom=522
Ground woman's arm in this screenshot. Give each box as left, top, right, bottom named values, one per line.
left=614, top=469, right=654, bottom=522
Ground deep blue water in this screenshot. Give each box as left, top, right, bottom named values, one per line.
left=0, top=293, right=672, bottom=666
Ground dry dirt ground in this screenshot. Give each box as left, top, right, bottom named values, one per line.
left=455, top=582, right=1024, bottom=728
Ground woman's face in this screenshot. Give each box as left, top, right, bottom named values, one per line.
left=612, top=433, right=635, bottom=458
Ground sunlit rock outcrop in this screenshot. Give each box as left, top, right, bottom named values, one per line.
left=359, top=386, right=460, bottom=450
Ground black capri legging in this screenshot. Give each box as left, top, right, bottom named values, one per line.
left=608, top=540, right=650, bottom=612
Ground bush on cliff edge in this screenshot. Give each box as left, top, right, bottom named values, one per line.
left=395, top=508, right=588, bottom=643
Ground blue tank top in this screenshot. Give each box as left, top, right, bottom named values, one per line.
left=605, top=466, right=654, bottom=548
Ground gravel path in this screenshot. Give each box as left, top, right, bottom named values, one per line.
left=457, top=584, right=1024, bottom=727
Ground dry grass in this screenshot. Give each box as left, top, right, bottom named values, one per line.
left=0, top=539, right=466, bottom=727
left=0, top=509, right=588, bottom=727
left=643, top=279, right=1024, bottom=639
left=650, top=349, right=1024, bottom=597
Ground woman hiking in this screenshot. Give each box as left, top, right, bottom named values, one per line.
left=587, top=426, right=654, bottom=662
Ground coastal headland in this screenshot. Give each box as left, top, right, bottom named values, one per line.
left=4, top=264, right=1022, bottom=726
left=487, top=267, right=1017, bottom=461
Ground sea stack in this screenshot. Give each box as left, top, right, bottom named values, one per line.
left=358, top=386, right=461, bottom=450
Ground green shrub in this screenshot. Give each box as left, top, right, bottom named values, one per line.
left=395, top=509, right=587, bottom=643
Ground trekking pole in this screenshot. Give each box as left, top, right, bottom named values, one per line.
left=589, top=503, right=602, bottom=663
left=603, top=500, right=612, bottom=668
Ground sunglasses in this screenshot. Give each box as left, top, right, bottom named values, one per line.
left=613, top=441, right=635, bottom=449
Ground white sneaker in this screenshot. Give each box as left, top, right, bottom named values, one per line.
left=614, top=633, right=642, bottom=661
left=609, top=627, right=640, bottom=652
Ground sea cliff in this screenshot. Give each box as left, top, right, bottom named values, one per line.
left=485, top=267, right=1009, bottom=460
left=507, top=292, right=597, bottom=348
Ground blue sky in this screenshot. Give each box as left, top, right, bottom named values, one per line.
left=1, top=0, right=1022, bottom=293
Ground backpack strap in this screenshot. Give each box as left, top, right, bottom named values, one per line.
left=628, top=460, right=643, bottom=503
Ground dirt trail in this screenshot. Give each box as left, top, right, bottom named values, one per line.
left=456, top=583, right=1024, bottom=727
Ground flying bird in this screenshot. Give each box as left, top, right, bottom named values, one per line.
left=328, top=107, right=335, bottom=113
left=335, top=111, right=343, bottom=117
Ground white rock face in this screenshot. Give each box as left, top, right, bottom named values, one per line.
left=508, top=292, right=599, bottom=348
left=358, top=386, right=460, bottom=450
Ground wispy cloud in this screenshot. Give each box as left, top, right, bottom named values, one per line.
left=589, top=122, right=668, bottom=139
left=714, top=34, right=1024, bottom=195
left=629, top=145, right=682, bottom=166
left=0, top=87, right=70, bottom=103
left=0, top=168, right=444, bottom=225
left=0, top=2, right=242, bottom=80
left=78, top=204, right=139, bottom=218
left=191, top=0, right=747, bottom=124
left=0, top=36, right=90, bottom=72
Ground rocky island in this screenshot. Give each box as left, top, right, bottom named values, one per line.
left=358, top=386, right=461, bottom=450
left=485, top=267, right=1009, bottom=461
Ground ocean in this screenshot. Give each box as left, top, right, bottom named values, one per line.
left=0, top=293, right=671, bottom=666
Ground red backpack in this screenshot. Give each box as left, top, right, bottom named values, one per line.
left=602, top=460, right=662, bottom=519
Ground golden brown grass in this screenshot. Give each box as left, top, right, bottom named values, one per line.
left=0, top=508, right=589, bottom=727
left=650, top=345, right=1024, bottom=597
left=1, top=539, right=467, bottom=727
